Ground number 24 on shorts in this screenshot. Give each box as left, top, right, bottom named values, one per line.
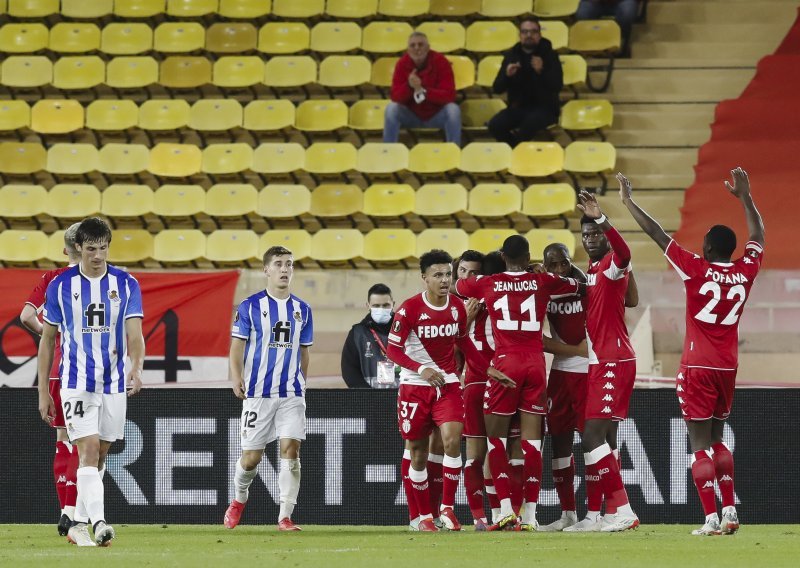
left=63, top=400, right=85, bottom=420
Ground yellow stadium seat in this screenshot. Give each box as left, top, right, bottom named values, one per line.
left=102, top=25, right=153, bottom=55
left=569, top=20, right=621, bottom=54
left=416, top=22, right=465, bottom=53
left=363, top=183, right=414, bottom=218
left=560, top=54, right=587, bottom=91
left=408, top=143, right=460, bottom=174
left=363, top=228, right=416, bottom=265
left=108, top=230, right=154, bottom=264
left=149, top=143, right=203, bottom=177
left=258, top=23, right=310, bottom=55
left=213, top=56, right=264, bottom=87
left=469, top=228, right=518, bottom=254
left=0, top=230, right=48, bottom=265
left=46, top=184, right=101, bottom=219
left=414, top=183, right=467, bottom=220
left=189, top=99, right=243, bottom=131
left=206, top=23, right=257, bottom=54
left=61, top=0, right=113, bottom=18
left=460, top=142, right=512, bottom=174
left=1, top=56, right=52, bottom=88
left=446, top=55, right=475, bottom=90
left=467, top=183, right=521, bottom=220
left=416, top=228, right=468, bottom=258
left=0, top=100, right=30, bottom=131
left=0, top=184, right=46, bottom=220
left=461, top=98, right=506, bottom=129
left=98, top=144, right=150, bottom=175
left=533, top=0, right=579, bottom=18
left=153, top=229, right=206, bottom=264
left=356, top=143, right=408, bottom=175
left=114, top=0, right=166, bottom=18
left=259, top=230, right=312, bottom=261
left=154, top=22, right=205, bottom=53
left=465, top=21, right=517, bottom=53
left=476, top=55, right=502, bottom=88
left=508, top=142, right=564, bottom=177
left=327, top=0, right=377, bottom=18
left=310, top=22, right=362, bottom=53
left=101, top=184, right=155, bottom=219
left=310, top=183, right=362, bottom=223
left=49, top=23, right=101, bottom=54
left=206, top=229, right=259, bottom=265
left=349, top=99, right=390, bottom=132
left=86, top=100, right=139, bottom=132
left=201, top=143, right=253, bottom=174
left=310, top=228, right=363, bottom=264
left=295, top=99, right=348, bottom=132
left=153, top=184, right=206, bottom=218
left=251, top=143, right=305, bottom=175
left=206, top=184, right=258, bottom=219
left=139, top=99, right=191, bottom=131
left=304, top=143, right=357, bottom=175
left=272, top=0, right=324, bottom=18
left=522, top=183, right=576, bottom=225
left=563, top=140, right=616, bottom=190
left=52, top=56, right=105, bottom=90
left=377, top=0, right=428, bottom=18
left=30, top=99, right=84, bottom=134
left=526, top=228, right=575, bottom=259
left=219, top=0, right=272, bottom=18
left=166, top=0, right=219, bottom=17
left=257, top=184, right=311, bottom=220
left=7, top=0, right=58, bottom=17
left=0, top=142, right=46, bottom=174
left=541, top=20, right=569, bottom=51
left=46, top=144, right=99, bottom=175
left=243, top=99, right=295, bottom=132
left=263, top=56, right=317, bottom=88
left=47, top=230, right=70, bottom=262
left=362, top=21, right=414, bottom=54
left=319, top=55, right=372, bottom=89
left=0, top=24, right=48, bottom=53
left=371, top=57, right=399, bottom=88
left=160, top=56, right=212, bottom=88
left=480, top=0, right=531, bottom=17
left=106, top=56, right=159, bottom=88
left=430, top=0, right=479, bottom=16
left=559, top=99, right=613, bottom=135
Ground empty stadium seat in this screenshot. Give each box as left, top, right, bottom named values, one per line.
left=167, top=0, right=219, bottom=17
left=526, top=228, right=576, bottom=259
left=563, top=141, right=616, bottom=190
left=363, top=183, right=415, bottom=218
left=46, top=184, right=101, bottom=220
left=206, top=22, right=258, bottom=54
left=0, top=24, right=48, bottom=53
left=416, top=22, right=465, bottom=53
left=205, top=183, right=258, bottom=218
left=251, top=143, right=305, bottom=175
left=430, top=0, right=479, bottom=16
left=243, top=99, right=295, bottom=132
left=569, top=20, right=622, bottom=54
left=1, top=56, right=52, bottom=88
left=114, top=0, right=166, bottom=18
left=108, top=230, right=153, bottom=264
left=533, top=0, right=579, bottom=18
left=295, top=99, right=349, bottom=133
left=154, top=22, right=206, bottom=54
left=371, top=57, right=399, bottom=89
left=541, top=20, right=569, bottom=51
left=349, top=99, right=391, bottom=132
left=86, top=100, right=139, bottom=132
left=49, top=23, right=101, bottom=54
left=476, top=55, right=502, bottom=88
left=0, top=184, right=46, bottom=221
left=52, top=56, right=105, bottom=90
left=414, top=183, right=467, bottom=220
left=47, top=144, right=99, bottom=175
left=408, top=143, right=460, bottom=175
left=304, top=143, right=357, bottom=175
left=416, top=228, right=468, bottom=258
left=153, top=229, right=206, bottom=264
left=272, top=0, right=324, bottom=18
left=356, top=143, right=409, bottom=175
left=160, top=56, right=212, bottom=89
left=310, top=183, right=363, bottom=224
left=465, top=21, right=517, bottom=53
left=559, top=99, right=614, bottom=135
left=7, top=0, right=58, bottom=18
left=201, top=143, right=253, bottom=174
left=467, top=183, right=521, bottom=221
left=259, top=230, right=312, bottom=261
left=459, top=142, right=512, bottom=174
left=310, top=22, right=362, bottom=53
left=508, top=142, right=564, bottom=177
left=479, top=0, right=532, bottom=17
left=219, top=0, right=272, bottom=18
left=47, top=230, right=69, bottom=262
left=0, top=142, right=46, bottom=174
left=212, top=56, right=264, bottom=88
left=62, top=0, right=113, bottom=18
left=377, top=0, right=429, bottom=18
left=101, top=184, right=155, bottom=220
left=263, top=56, right=316, bottom=89
left=319, top=55, right=373, bottom=89
left=106, top=56, right=159, bottom=89
left=521, top=183, right=576, bottom=224
left=189, top=99, right=243, bottom=131
left=257, top=184, right=311, bottom=220
left=461, top=98, right=506, bottom=129
left=469, top=229, right=518, bottom=254
left=101, top=24, right=153, bottom=55
left=0, top=100, right=30, bottom=131
left=0, top=230, right=48, bottom=265
left=149, top=143, right=203, bottom=177
left=30, top=99, right=83, bottom=134
left=310, top=228, right=363, bottom=264
left=139, top=99, right=191, bottom=131
left=560, top=54, right=587, bottom=92
left=153, top=184, right=206, bottom=218
left=258, top=23, right=310, bottom=54
left=327, top=0, right=377, bottom=19
left=445, top=55, right=475, bottom=90
left=363, top=228, right=416, bottom=265
left=98, top=143, right=150, bottom=175
left=362, top=21, right=414, bottom=54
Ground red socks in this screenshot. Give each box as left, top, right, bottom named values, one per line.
left=54, top=441, right=70, bottom=510
left=712, top=442, right=735, bottom=508
left=464, top=459, right=486, bottom=521
left=487, top=438, right=512, bottom=502
left=408, top=466, right=432, bottom=517
left=552, top=456, right=576, bottom=512
left=586, top=444, right=629, bottom=512
left=521, top=440, right=542, bottom=508
left=692, top=450, right=718, bottom=516
left=64, top=442, right=79, bottom=509
left=427, top=455, right=443, bottom=513
left=440, top=455, right=462, bottom=510
left=401, top=450, right=419, bottom=521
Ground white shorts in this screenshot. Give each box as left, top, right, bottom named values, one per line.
left=240, top=396, right=306, bottom=451
left=61, top=390, right=127, bottom=443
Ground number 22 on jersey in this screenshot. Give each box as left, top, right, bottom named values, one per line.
left=694, top=282, right=746, bottom=325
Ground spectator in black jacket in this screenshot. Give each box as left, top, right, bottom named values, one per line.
left=488, top=17, right=563, bottom=147
left=341, top=283, right=397, bottom=389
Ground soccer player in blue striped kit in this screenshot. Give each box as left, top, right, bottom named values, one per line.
left=225, top=246, right=314, bottom=531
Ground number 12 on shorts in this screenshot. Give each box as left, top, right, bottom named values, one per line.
left=242, top=410, right=257, bottom=428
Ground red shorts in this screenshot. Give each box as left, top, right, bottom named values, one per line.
left=397, top=382, right=464, bottom=441
left=546, top=369, right=587, bottom=436
left=462, top=381, right=486, bottom=437
left=485, top=351, right=547, bottom=416
left=49, top=378, right=65, bottom=428
left=508, top=412, right=521, bottom=438
left=585, top=359, right=636, bottom=421
left=677, top=365, right=736, bottom=421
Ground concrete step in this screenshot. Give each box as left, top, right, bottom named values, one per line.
left=597, top=191, right=684, bottom=232
left=609, top=103, right=714, bottom=147
left=647, top=1, right=799, bottom=25
left=632, top=41, right=781, bottom=63
left=634, top=23, right=792, bottom=43
left=615, top=147, right=697, bottom=189
left=603, top=68, right=754, bottom=103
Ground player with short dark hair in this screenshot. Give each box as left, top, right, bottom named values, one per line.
left=619, top=168, right=764, bottom=536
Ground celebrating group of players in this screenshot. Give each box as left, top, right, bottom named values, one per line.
left=387, top=169, right=764, bottom=535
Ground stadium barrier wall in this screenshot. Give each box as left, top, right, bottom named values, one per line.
left=2, top=389, right=798, bottom=525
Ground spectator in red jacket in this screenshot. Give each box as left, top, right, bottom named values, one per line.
left=384, top=32, right=461, bottom=146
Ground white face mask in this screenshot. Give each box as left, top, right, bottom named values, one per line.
left=370, top=308, right=393, bottom=324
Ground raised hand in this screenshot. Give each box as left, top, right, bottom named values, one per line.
left=577, top=189, right=602, bottom=219
left=506, top=62, right=521, bottom=77
left=724, top=167, right=751, bottom=199
left=617, top=172, right=633, bottom=201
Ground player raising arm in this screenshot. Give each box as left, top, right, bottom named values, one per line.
left=620, top=168, right=764, bottom=536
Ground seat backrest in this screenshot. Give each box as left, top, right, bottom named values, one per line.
left=310, top=22, right=362, bottom=53
left=257, top=184, right=311, bottom=217
left=465, top=21, right=518, bottom=53
left=416, top=228, right=469, bottom=258
left=258, top=22, right=310, bottom=54
left=362, top=21, right=414, bottom=53
left=363, top=183, right=415, bottom=216
left=148, top=143, right=203, bottom=177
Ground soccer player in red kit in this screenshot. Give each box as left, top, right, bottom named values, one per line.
left=565, top=190, right=640, bottom=533
left=620, top=168, right=764, bottom=536
left=19, top=223, right=82, bottom=538
left=388, top=249, right=468, bottom=532
left=456, top=235, right=582, bottom=531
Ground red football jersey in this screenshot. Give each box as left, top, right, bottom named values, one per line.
left=585, top=252, right=635, bottom=362
left=387, top=292, right=467, bottom=387
left=26, top=266, right=71, bottom=378
left=665, top=239, right=764, bottom=370
left=459, top=303, right=495, bottom=383
left=456, top=271, right=580, bottom=354
left=547, top=295, right=589, bottom=372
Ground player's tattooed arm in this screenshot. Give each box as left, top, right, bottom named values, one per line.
left=229, top=338, right=247, bottom=400
left=617, top=172, right=671, bottom=251
left=725, top=167, right=765, bottom=246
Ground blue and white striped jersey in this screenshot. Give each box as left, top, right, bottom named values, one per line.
left=43, top=264, right=144, bottom=394
left=231, top=291, right=313, bottom=399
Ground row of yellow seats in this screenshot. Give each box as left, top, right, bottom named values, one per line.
left=0, top=1, right=582, bottom=21
left=0, top=53, right=589, bottom=91
left=0, top=227, right=577, bottom=266
left=0, top=19, right=618, bottom=56
left=0, top=182, right=577, bottom=224
left=0, top=98, right=612, bottom=134
left=0, top=141, right=616, bottom=178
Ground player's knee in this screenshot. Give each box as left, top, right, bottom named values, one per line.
left=240, top=451, right=263, bottom=470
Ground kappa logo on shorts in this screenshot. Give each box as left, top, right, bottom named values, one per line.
left=602, top=394, right=613, bottom=402
left=402, top=419, right=411, bottom=433
left=605, top=363, right=617, bottom=367
left=702, top=481, right=714, bottom=489
left=677, top=385, right=684, bottom=392
left=678, top=397, right=684, bottom=404
left=603, top=371, right=615, bottom=378
left=677, top=372, right=684, bottom=380
left=601, top=406, right=612, bottom=414
left=603, top=382, right=614, bottom=390
left=720, top=475, right=733, bottom=481
left=526, top=477, right=539, bottom=483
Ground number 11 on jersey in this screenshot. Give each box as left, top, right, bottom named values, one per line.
left=493, top=294, right=540, bottom=331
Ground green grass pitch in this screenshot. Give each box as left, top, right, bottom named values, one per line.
left=1, top=525, right=798, bottom=567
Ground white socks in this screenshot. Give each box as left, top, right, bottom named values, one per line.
left=234, top=460, right=258, bottom=504
left=278, top=458, right=301, bottom=521
left=76, top=466, right=105, bottom=526
left=521, top=502, right=537, bottom=525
